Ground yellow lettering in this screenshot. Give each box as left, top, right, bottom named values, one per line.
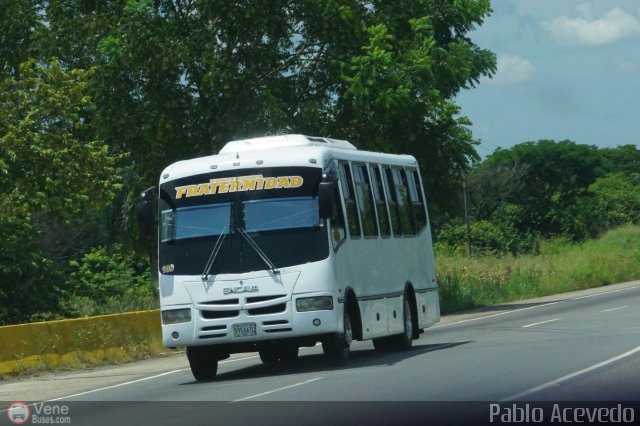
left=175, top=186, right=187, bottom=199
left=186, top=185, right=198, bottom=197
left=208, top=179, right=219, bottom=194
left=276, top=177, right=290, bottom=188
left=264, top=177, right=278, bottom=189
left=229, top=178, right=238, bottom=192
left=289, top=176, right=303, bottom=188
left=240, top=178, right=257, bottom=191
left=174, top=175, right=304, bottom=199
left=219, top=180, right=230, bottom=193
left=197, top=183, right=211, bottom=196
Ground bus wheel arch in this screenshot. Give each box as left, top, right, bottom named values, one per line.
left=322, top=288, right=360, bottom=361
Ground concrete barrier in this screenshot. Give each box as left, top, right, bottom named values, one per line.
left=0, top=310, right=163, bottom=377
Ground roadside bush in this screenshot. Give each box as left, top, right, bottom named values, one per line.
left=435, top=219, right=535, bottom=256
left=437, top=225, right=640, bottom=313
left=65, top=245, right=157, bottom=316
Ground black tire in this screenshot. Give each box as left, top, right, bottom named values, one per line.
left=278, top=345, right=299, bottom=363
left=322, top=309, right=352, bottom=361
left=259, top=347, right=280, bottom=364
left=186, top=346, right=219, bottom=381
left=390, top=297, right=413, bottom=350
left=374, top=296, right=414, bottom=352
left=259, top=344, right=299, bottom=363
left=372, top=335, right=393, bottom=352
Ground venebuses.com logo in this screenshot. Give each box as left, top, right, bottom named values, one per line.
left=7, top=402, right=30, bottom=424
left=6, top=402, right=71, bottom=425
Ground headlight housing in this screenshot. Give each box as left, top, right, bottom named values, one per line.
left=161, top=308, right=192, bottom=324
left=296, top=296, right=333, bottom=312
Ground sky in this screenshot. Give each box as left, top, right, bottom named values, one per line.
left=455, top=0, right=640, bottom=157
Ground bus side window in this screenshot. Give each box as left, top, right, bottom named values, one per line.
left=409, top=170, right=427, bottom=232
left=393, top=168, right=416, bottom=236
left=331, top=183, right=346, bottom=249
left=338, top=162, right=361, bottom=238
left=354, top=164, right=378, bottom=238
left=370, top=165, right=391, bottom=237
left=384, top=167, right=402, bottom=237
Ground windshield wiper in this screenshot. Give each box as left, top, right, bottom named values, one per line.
left=201, top=224, right=229, bottom=281
left=237, top=227, right=280, bottom=274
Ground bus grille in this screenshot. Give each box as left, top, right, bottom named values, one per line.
left=199, top=334, right=226, bottom=339
left=201, top=310, right=240, bottom=319
left=246, top=295, right=286, bottom=304
left=248, top=303, right=286, bottom=316
left=201, top=299, right=239, bottom=305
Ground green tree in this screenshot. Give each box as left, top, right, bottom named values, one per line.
left=84, top=0, right=496, bottom=214
left=0, top=0, right=43, bottom=75
left=482, top=140, right=605, bottom=237
left=588, top=173, right=640, bottom=231
left=0, top=59, right=122, bottom=323
left=600, top=144, right=640, bottom=176
left=3, top=0, right=498, bottom=322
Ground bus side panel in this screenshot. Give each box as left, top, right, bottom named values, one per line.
left=386, top=296, right=404, bottom=334
left=425, top=291, right=440, bottom=326
left=369, top=298, right=388, bottom=337
left=416, top=291, right=440, bottom=329
left=359, top=300, right=372, bottom=340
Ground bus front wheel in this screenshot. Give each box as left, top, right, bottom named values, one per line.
left=322, top=310, right=352, bottom=361
left=186, top=346, right=219, bottom=381
left=259, top=344, right=299, bottom=363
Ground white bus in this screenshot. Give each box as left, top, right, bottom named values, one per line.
left=137, top=134, right=440, bottom=380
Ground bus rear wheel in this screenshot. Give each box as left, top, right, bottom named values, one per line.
left=186, top=346, right=219, bottom=381
left=322, top=310, right=352, bottom=361
left=373, top=297, right=414, bottom=352
left=391, top=298, right=414, bottom=350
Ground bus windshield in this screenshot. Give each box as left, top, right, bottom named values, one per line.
left=161, top=203, right=231, bottom=242
left=243, top=197, right=319, bottom=233
left=158, top=166, right=328, bottom=275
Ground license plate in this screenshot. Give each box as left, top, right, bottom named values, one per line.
left=232, top=322, right=257, bottom=338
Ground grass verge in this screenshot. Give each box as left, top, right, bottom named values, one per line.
left=437, top=225, right=640, bottom=313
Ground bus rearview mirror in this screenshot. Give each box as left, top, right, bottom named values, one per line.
left=136, top=200, right=154, bottom=237
left=136, top=186, right=157, bottom=237
left=318, top=181, right=334, bottom=220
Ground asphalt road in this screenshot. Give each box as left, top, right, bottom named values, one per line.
left=2, top=281, right=639, bottom=425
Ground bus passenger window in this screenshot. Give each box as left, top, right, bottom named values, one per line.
left=409, top=170, right=428, bottom=232
left=339, top=162, right=361, bottom=238
left=331, top=185, right=346, bottom=249
left=354, top=164, right=378, bottom=237
left=370, top=165, right=391, bottom=237
left=384, top=167, right=402, bottom=237
left=393, top=168, right=416, bottom=236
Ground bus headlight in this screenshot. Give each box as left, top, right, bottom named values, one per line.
left=296, top=296, right=333, bottom=312
left=162, top=308, right=192, bottom=324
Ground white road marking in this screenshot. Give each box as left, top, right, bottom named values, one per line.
left=572, top=286, right=637, bottom=300
left=502, top=345, right=640, bottom=401
left=600, top=306, right=628, bottom=313
left=49, top=369, right=190, bottom=401
left=23, top=355, right=260, bottom=404
left=437, top=284, right=639, bottom=328
left=522, top=318, right=561, bottom=328
left=231, top=377, right=323, bottom=402
left=435, top=302, right=560, bottom=327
